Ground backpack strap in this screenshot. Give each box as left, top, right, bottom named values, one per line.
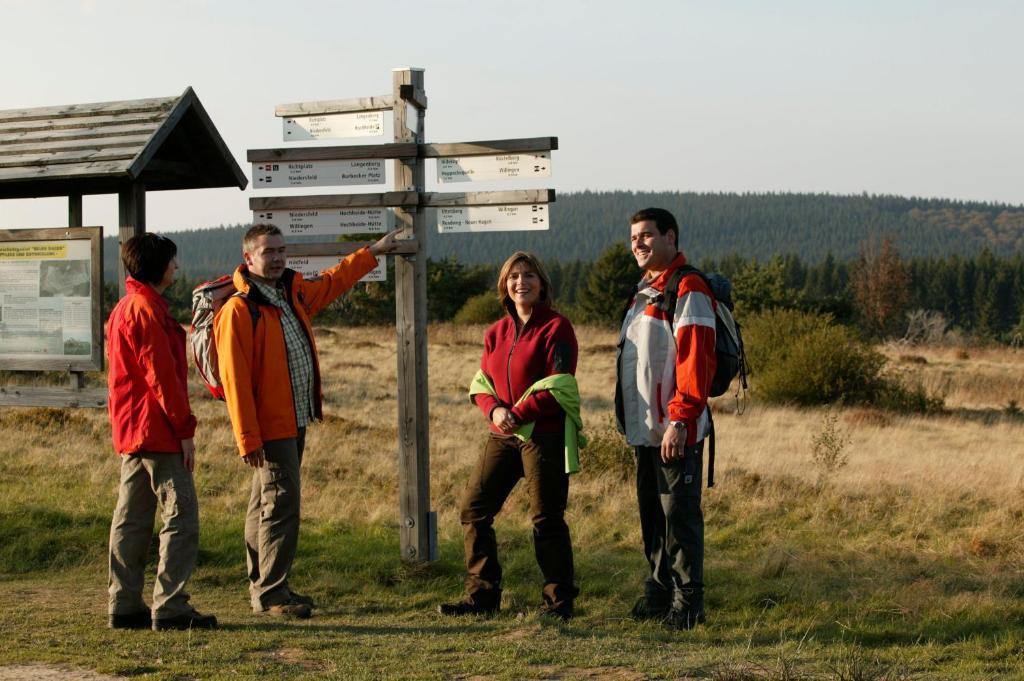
left=231, top=291, right=261, bottom=329
left=662, top=264, right=717, bottom=489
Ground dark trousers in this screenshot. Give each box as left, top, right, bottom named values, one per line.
left=460, top=433, right=577, bottom=608
left=635, top=441, right=704, bottom=610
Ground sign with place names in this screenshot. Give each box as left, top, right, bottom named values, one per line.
left=437, top=204, right=549, bottom=233
left=283, top=111, right=384, bottom=141
left=253, top=208, right=391, bottom=236
left=287, top=255, right=386, bottom=282
left=252, top=159, right=385, bottom=188
left=437, top=152, right=551, bottom=183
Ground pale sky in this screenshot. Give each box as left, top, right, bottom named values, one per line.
left=2, top=0, right=1022, bottom=236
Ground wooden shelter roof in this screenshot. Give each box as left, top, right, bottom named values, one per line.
left=0, top=87, right=248, bottom=199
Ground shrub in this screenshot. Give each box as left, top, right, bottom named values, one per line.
left=453, top=293, right=503, bottom=325
left=582, top=416, right=634, bottom=480
left=744, top=309, right=886, bottom=406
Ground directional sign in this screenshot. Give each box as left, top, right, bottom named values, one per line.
left=287, top=255, right=386, bottom=282
left=253, top=208, right=391, bottom=236
left=283, top=111, right=385, bottom=140
left=252, top=160, right=386, bottom=188
left=437, top=152, right=551, bottom=183
left=437, top=204, right=549, bottom=233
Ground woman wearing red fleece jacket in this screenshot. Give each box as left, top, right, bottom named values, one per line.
left=439, top=251, right=580, bottom=621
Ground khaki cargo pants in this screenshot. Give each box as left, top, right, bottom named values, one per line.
left=245, top=429, right=305, bottom=611
left=108, top=452, right=199, bottom=618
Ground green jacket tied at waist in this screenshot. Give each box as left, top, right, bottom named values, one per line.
left=469, top=370, right=585, bottom=474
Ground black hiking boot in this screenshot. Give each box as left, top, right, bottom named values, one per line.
left=153, top=609, right=218, bottom=631
left=663, top=588, right=705, bottom=630
left=629, top=581, right=670, bottom=621
left=109, top=610, right=152, bottom=630
left=438, top=588, right=501, bottom=616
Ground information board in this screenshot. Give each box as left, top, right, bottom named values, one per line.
left=287, top=255, right=386, bottom=282
left=0, top=227, right=103, bottom=371
left=437, top=152, right=551, bottom=183
left=437, top=204, right=549, bottom=233
left=283, top=111, right=385, bottom=140
left=254, top=208, right=391, bottom=236
left=252, top=159, right=386, bottom=188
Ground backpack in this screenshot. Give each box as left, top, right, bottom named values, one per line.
left=656, top=265, right=749, bottom=488
left=190, top=275, right=259, bottom=400
left=658, top=265, right=748, bottom=400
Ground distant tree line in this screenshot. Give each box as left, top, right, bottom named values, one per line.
left=102, top=191, right=1024, bottom=285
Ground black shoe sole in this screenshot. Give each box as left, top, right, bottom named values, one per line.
left=152, top=617, right=218, bottom=631
left=109, top=612, right=152, bottom=630
left=437, top=604, right=499, bottom=616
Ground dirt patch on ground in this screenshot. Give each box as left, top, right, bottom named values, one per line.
left=0, top=665, right=119, bottom=680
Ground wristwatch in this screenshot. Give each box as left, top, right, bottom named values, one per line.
left=669, top=421, right=686, bottom=432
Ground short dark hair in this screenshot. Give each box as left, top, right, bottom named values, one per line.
left=121, top=233, right=177, bottom=284
left=630, top=207, right=678, bottom=249
left=243, top=223, right=283, bottom=252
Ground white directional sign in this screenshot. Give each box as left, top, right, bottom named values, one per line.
left=437, top=204, right=549, bottom=233
left=253, top=208, right=391, bottom=237
left=287, top=255, right=386, bottom=282
left=437, top=152, right=551, bottom=183
left=252, top=160, right=386, bottom=188
left=283, top=111, right=385, bottom=140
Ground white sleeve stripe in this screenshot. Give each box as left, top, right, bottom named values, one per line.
left=676, top=315, right=716, bottom=329
left=673, top=291, right=716, bottom=332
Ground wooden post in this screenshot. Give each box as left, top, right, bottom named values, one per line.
left=117, top=182, right=145, bottom=297
left=392, top=68, right=435, bottom=562
left=68, top=194, right=83, bottom=227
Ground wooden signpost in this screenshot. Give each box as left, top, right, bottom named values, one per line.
left=248, top=68, right=557, bottom=563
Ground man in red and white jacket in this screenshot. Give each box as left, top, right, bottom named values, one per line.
left=615, top=208, right=717, bottom=630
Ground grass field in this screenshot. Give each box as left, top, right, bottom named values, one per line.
left=1, top=324, right=1023, bottom=680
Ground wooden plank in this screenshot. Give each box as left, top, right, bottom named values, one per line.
left=0, top=122, right=162, bottom=145
left=248, top=143, right=417, bottom=163
left=392, top=67, right=434, bottom=563
left=250, top=191, right=418, bottom=211
left=0, top=96, right=176, bottom=124
left=421, top=136, right=558, bottom=158
left=0, top=112, right=168, bottom=135
left=286, top=239, right=417, bottom=257
left=0, top=148, right=137, bottom=169
left=0, top=133, right=152, bottom=156
left=423, top=189, right=556, bottom=207
left=275, top=95, right=395, bottom=117
left=117, top=182, right=145, bottom=297
left=398, top=84, right=428, bottom=110
left=0, top=385, right=108, bottom=408
left=0, top=159, right=131, bottom=183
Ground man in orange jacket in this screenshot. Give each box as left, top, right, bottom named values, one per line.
left=107, top=233, right=216, bottom=631
left=215, top=223, right=400, bottom=619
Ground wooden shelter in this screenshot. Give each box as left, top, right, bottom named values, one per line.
left=0, top=87, right=248, bottom=288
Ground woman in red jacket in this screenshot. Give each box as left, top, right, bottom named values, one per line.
left=106, top=234, right=215, bottom=631
left=439, top=252, right=580, bottom=621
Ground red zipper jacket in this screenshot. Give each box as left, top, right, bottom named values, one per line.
left=473, top=303, right=578, bottom=435
left=107, top=277, right=197, bottom=455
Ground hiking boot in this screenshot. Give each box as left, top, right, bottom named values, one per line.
left=109, top=610, right=151, bottom=630
left=152, top=609, right=218, bottom=631
left=437, top=588, right=501, bottom=616
left=538, top=603, right=573, bottom=622
left=630, top=581, right=671, bottom=621
left=663, top=607, right=706, bottom=630
left=288, top=591, right=316, bottom=608
left=260, top=599, right=313, bottom=619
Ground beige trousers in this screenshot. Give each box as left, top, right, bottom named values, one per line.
left=245, top=429, right=305, bottom=611
left=108, top=452, right=199, bottom=617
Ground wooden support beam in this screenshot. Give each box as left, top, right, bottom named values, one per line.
left=275, top=96, right=395, bottom=117
left=250, top=191, right=419, bottom=211
left=392, top=67, right=435, bottom=563
left=421, top=136, right=558, bottom=158
left=398, top=84, right=428, bottom=110
left=248, top=143, right=417, bottom=163
left=286, top=239, right=418, bottom=257
left=68, top=194, right=82, bottom=226
left=423, top=189, right=556, bottom=207
left=117, top=182, right=145, bottom=297
left=0, top=385, right=107, bottom=409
